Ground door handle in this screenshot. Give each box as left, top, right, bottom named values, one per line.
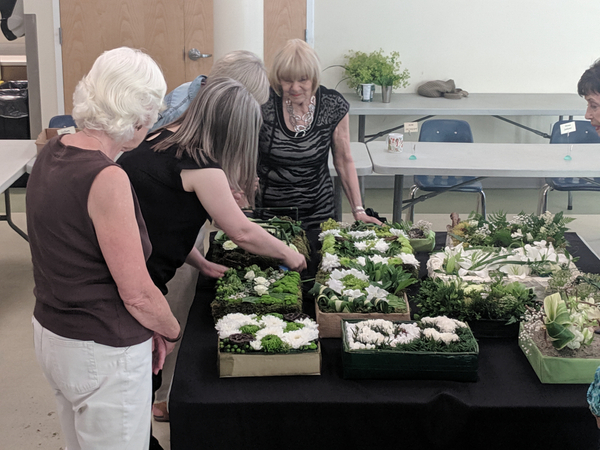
left=188, top=48, right=212, bottom=61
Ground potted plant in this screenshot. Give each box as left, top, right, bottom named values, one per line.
left=369, top=49, right=410, bottom=102
left=342, top=50, right=377, bottom=102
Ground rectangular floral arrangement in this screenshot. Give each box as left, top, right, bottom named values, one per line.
left=208, top=216, right=310, bottom=270
left=341, top=316, right=479, bottom=381
left=215, top=312, right=321, bottom=378
left=518, top=275, right=600, bottom=384
left=311, top=220, right=419, bottom=338
left=426, top=239, right=576, bottom=301
left=211, top=265, right=302, bottom=322
left=415, top=276, right=539, bottom=338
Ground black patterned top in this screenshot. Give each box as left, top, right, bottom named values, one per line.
left=257, top=85, right=349, bottom=229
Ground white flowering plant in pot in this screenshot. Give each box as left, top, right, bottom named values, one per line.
left=211, top=265, right=303, bottom=321
left=216, top=312, right=319, bottom=354
left=447, top=211, right=574, bottom=249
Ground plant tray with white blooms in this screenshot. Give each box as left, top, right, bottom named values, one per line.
left=311, top=220, right=419, bottom=337
left=210, top=265, right=302, bottom=321
left=426, top=240, right=577, bottom=300
left=341, top=316, right=479, bottom=381
left=215, top=313, right=321, bottom=378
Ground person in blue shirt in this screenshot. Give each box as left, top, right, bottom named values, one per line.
left=588, top=366, right=600, bottom=428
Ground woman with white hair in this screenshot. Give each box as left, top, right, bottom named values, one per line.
left=27, top=47, right=180, bottom=450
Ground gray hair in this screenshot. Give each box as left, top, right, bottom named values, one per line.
left=72, top=47, right=166, bottom=142
left=209, top=50, right=269, bottom=104
left=268, top=39, right=321, bottom=97
left=153, top=77, right=261, bottom=206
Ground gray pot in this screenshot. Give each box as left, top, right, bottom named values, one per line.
left=381, top=85, right=393, bottom=103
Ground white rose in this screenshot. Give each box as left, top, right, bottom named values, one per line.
left=244, top=270, right=256, bottom=281
left=222, top=240, right=238, bottom=250
left=254, top=285, right=269, bottom=296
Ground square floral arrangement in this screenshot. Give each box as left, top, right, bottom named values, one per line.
left=211, top=265, right=302, bottom=321
left=447, top=211, right=574, bottom=249
left=415, top=276, right=538, bottom=338
left=341, top=316, right=479, bottom=381
left=215, top=312, right=321, bottom=377
left=209, top=216, right=310, bottom=270
left=518, top=271, right=600, bottom=384
left=309, top=219, right=420, bottom=337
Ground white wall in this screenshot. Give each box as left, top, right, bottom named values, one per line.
left=21, top=0, right=600, bottom=147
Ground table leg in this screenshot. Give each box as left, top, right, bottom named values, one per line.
left=358, top=115, right=365, bottom=142
left=393, top=174, right=404, bottom=224
left=1, top=189, right=28, bottom=241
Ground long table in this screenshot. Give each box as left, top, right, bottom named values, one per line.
left=0, top=140, right=36, bottom=240
left=346, top=93, right=586, bottom=142
left=169, top=232, right=600, bottom=450
left=367, top=141, right=600, bottom=223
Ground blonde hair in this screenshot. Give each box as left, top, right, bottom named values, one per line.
left=268, top=39, right=320, bottom=97
left=209, top=50, right=269, bottom=105
left=72, top=47, right=166, bottom=142
left=152, top=77, right=261, bottom=206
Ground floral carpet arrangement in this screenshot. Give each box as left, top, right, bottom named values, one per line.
left=341, top=316, right=479, bottom=381
left=209, top=216, right=310, bottom=270
left=518, top=280, right=600, bottom=383
left=215, top=312, right=321, bottom=378
left=415, top=277, right=538, bottom=336
left=313, top=219, right=419, bottom=312
left=447, top=211, right=574, bottom=249
left=210, top=265, right=302, bottom=321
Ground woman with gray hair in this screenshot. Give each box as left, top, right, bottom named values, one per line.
left=27, top=47, right=180, bottom=449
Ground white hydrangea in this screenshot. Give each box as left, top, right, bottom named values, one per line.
left=421, top=316, right=466, bottom=333
left=370, top=255, right=389, bottom=265
left=354, top=241, right=368, bottom=251
left=389, top=228, right=408, bottom=238
left=365, top=284, right=389, bottom=302
left=318, top=229, right=341, bottom=240
left=373, top=239, right=390, bottom=253
left=422, top=327, right=460, bottom=345
left=347, top=230, right=377, bottom=239
left=321, top=253, right=341, bottom=272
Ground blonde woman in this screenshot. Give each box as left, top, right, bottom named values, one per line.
left=27, top=47, right=180, bottom=450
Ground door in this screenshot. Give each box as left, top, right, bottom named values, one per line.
left=60, top=0, right=305, bottom=112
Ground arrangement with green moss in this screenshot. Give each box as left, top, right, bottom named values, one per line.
left=415, top=276, right=538, bottom=326
left=310, top=220, right=418, bottom=314
left=211, top=265, right=302, bottom=321
left=216, top=312, right=319, bottom=354
left=209, top=216, right=310, bottom=270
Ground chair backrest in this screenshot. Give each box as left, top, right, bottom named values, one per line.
left=549, top=120, right=600, bottom=144
left=49, top=114, right=76, bottom=128
left=418, top=119, right=473, bottom=143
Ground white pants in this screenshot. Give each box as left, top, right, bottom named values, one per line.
left=32, top=317, right=152, bottom=450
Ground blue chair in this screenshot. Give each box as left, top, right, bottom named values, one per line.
left=407, top=119, right=486, bottom=223
left=537, top=120, right=600, bottom=215
left=49, top=114, right=76, bottom=128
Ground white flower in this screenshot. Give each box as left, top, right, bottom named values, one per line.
left=326, top=278, right=344, bottom=293
left=254, top=277, right=269, bottom=286
left=321, top=253, right=341, bottom=272
left=365, top=284, right=389, bottom=302
left=526, top=232, right=534, bottom=242
left=318, top=229, right=341, bottom=240
left=389, top=228, right=408, bottom=238
left=511, top=230, right=523, bottom=239
left=330, top=268, right=369, bottom=282
left=254, top=285, right=269, bottom=296
left=244, top=270, right=256, bottom=281
left=347, top=230, right=377, bottom=239
left=342, top=289, right=363, bottom=300
left=354, top=241, right=368, bottom=251
left=260, top=315, right=286, bottom=329
left=398, top=253, right=420, bottom=268
left=282, top=329, right=316, bottom=349
left=373, top=239, right=390, bottom=253
left=356, top=256, right=367, bottom=266
left=421, top=316, right=466, bottom=333
left=423, top=328, right=460, bottom=345
left=370, top=255, right=389, bottom=265
left=222, top=240, right=238, bottom=250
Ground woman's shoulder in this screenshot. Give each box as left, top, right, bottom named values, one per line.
left=260, top=88, right=278, bottom=123
left=317, top=85, right=349, bottom=124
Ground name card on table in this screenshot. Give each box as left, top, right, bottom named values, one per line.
left=404, top=122, right=419, bottom=134
left=560, top=122, right=576, bottom=134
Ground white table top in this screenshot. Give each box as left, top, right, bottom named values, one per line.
left=0, top=140, right=37, bottom=193
left=328, top=142, right=372, bottom=176
left=367, top=141, right=600, bottom=178
left=345, top=93, right=586, bottom=117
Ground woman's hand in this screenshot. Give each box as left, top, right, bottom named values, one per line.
left=353, top=210, right=382, bottom=225
left=198, top=258, right=228, bottom=279
left=282, top=249, right=307, bottom=272
left=152, top=332, right=176, bottom=375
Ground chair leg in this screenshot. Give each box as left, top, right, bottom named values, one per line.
left=479, top=191, right=486, bottom=220
left=567, top=191, right=573, bottom=210
left=407, top=185, right=419, bottom=223
left=537, top=184, right=552, bottom=215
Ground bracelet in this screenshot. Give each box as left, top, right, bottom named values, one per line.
left=164, top=322, right=182, bottom=343
left=352, top=206, right=366, bottom=215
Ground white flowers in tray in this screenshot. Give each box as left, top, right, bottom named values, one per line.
left=216, top=313, right=319, bottom=353
left=345, top=316, right=474, bottom=352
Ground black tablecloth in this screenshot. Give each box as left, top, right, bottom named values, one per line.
left=170, top=232, right=600, bottom=450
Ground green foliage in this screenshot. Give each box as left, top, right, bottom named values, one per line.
left=239, top=325, right=260, bottom=334
left=261, top=334, right=287, bottom=353
left=416, top=277, right=538, bottom=324
left=543, top=293, right=575, bottom=350
left=343, top=49, right=410, bottom=89
left=284, top=322, right=305, bottom=332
